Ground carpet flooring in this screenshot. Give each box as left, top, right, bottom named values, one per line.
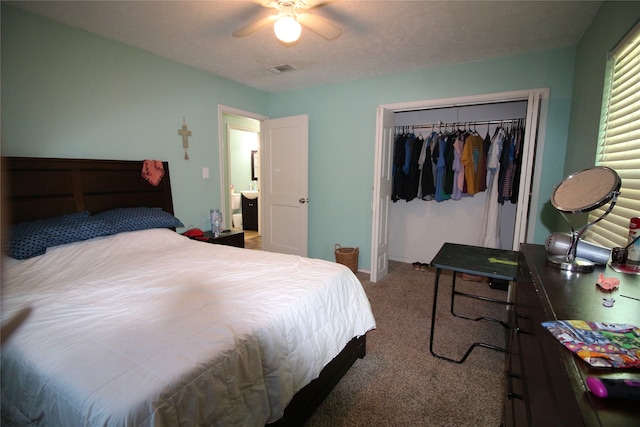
left=305, top=260, right=509, bottom=426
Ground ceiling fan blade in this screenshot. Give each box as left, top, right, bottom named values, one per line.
left=297, top=13, right=342, bottom=40
left=306, top=1, right=337, bottom=10
left=233, top=15, right=277, bottom=37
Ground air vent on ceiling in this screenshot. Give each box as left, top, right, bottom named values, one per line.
left=268, top=64, right=296, bottom=74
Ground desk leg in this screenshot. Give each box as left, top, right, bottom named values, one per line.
left=450, top=273, right=511, bottom=329
left=429, top=267, right=444, bottom=360
left=430, top=268, right=467, bottom=363
left=429, top=270, right=507, bottom=364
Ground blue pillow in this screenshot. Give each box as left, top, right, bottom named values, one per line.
left=7, top=212, right=115, bottom=260
left=44, top=216, right=115, bottom=247
left=94, top=207, right=183, bottom=233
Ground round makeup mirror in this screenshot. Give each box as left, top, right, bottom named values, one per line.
left=548, top=166, right=621, bottom=272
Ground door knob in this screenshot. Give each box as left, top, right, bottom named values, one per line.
left=299, top=198, right=309, bottom=204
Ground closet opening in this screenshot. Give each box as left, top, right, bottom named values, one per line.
left=370, top=89, right=549, bottom=282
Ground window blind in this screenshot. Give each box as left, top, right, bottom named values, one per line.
left=587, top=22, right=640, bottom=249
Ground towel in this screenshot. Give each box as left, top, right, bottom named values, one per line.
left=141, top=160, right=165, bottom=186
left=542, top=320, right=640, bottom=368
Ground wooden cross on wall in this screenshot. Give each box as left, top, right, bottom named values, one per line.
left=178, top=117, right=191, bottom=160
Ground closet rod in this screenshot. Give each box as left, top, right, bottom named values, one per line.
left=398, top=117, right=525, bottom=130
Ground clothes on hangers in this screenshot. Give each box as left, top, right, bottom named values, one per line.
left=478, top=126, right=508, bottom=248
left=392, top=131, right=422, bottom=202
left=392, top=132, right=408, bottom=202
left=498, top=123, right=524, bottom=204
left=390, top=119, right=525, bottom=205
left=407, top=134, right=424, bottom=201
left=433, top=132, right=450, bottom=202
left=451, top=133, right=464, bottom=200
left=478, top=131, right=492, bottom=193
left=418, top=132, right=437, bottom=201
left=461, top=132, right=485, bottom=196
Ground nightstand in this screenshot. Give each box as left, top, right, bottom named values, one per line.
left=201, top=230, right=245, bottom=248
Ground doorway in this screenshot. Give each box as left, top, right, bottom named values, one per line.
left=219, top=106, right=266, bottom=249
left=218, top=107, right=310, bottom=256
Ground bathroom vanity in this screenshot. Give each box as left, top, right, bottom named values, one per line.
left=242, top=192, right=258, bottom=231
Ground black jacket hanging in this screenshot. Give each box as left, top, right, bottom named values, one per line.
left=392, top=133, right=408, bottom=202
left=420, top=132, right=437, bottom=200
left=406, top=134, right=423, bottom=202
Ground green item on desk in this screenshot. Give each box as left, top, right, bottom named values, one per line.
left=487, top=257, right=518, bottom=266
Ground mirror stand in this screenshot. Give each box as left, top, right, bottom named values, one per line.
left=547, top=167, right=621, bottom=273
left=547, top=210, right=614, bottom=272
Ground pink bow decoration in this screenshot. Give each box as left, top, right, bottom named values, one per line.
left=141, top=160, right=165, bottom=186
left=596, top=273, right=620, bottom=291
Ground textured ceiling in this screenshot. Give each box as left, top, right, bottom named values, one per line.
left=8, top=0, right=603, bottom=93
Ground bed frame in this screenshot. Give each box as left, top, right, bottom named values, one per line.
left=3, top=157, right=174, bottom=224
left=2, top=156, right=366, bottom=426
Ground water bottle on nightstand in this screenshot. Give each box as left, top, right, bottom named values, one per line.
left=210, top=209, right=222, bottom=237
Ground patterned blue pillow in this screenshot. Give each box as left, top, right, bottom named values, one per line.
left=94, top=207, right=183, bottom=233
left=43, top=216, right=115, bottom=247
left=7, top=211, right=115, bottom=260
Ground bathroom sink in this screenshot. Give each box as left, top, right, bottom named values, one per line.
left=241, top=190, right=259, bottom=200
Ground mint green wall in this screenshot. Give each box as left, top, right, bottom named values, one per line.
left=1, top=5, right=269, bottom=231
left=560, top=1, right=639, bottom=233
left=6, top=4, right=637, bottom=270
left=565, top=2, right=640, bottom=176
left=270, top=48, right=576, bottom=265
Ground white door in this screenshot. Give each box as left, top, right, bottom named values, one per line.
left=370, top=107, right=394, bottom=282
left=513, top=92, right=543, bottom=248
left=261, top=114, right=309, bottom=256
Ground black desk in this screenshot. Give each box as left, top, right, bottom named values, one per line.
left=430, top=242, right=519, bottom=363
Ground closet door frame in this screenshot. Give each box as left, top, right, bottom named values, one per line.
left=370, top=88, right=549, bottom=282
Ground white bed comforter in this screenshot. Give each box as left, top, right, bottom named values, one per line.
left=1, top=229, right=376, bottom=426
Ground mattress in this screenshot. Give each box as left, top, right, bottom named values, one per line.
left=1, top=228, right=376, bottom=426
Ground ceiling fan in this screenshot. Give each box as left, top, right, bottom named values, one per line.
left=232, top=1, right=342, bottom=44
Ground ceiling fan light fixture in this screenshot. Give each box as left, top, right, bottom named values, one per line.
left=274, top=15, right=302, bottom=43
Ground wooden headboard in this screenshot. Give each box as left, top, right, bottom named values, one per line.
left=3, top=157, right=174, bottom=224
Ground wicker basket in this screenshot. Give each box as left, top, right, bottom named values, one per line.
left=335, top=244, right=359, bottom=274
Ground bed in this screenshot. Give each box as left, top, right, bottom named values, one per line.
left=1, top=157, right=376, bottom=426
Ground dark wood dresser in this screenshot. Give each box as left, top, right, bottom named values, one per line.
left=504, top=244, right=640, bottom=426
